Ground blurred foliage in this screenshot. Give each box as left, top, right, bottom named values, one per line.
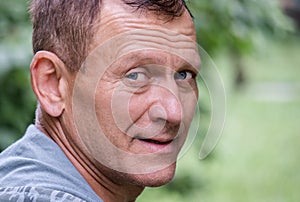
left=0, top=1, right=29, bottom=35
left=0, top=68, right=36, bottom=150
left=0, top=0, right=34, bottom=151
left=186, top=0, right=295, bottom=86
left=0, top=0, right=32, bottom=71
left=188, top=0, right=295, bottom=55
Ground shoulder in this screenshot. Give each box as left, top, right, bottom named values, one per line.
left=0, top=125, right=102, bottom=202
left=0, top=186, right=97, bottom=202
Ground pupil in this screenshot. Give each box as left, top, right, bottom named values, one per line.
left=127, top=72, right=138, bottom=80
left=175, top=72, right=187, bottom=80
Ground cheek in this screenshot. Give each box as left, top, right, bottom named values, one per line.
left=95, top=84, right=146, bottom=136
left=94, top=83, right=121, bottom=135
left=94, top=86, right=134, bottom=150
left=180, top=91, right=198, bottom=123
left=127, top=93, right=150, bottom=127
left=95, top=86, right=112, bottom=119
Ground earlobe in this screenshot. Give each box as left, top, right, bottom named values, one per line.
left=30, top=51, right=68, bottom=117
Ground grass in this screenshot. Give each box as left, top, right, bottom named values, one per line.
left=138, top=37, right=300, bottom=202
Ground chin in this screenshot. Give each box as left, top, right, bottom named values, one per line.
left=126, top=163, right=177, bottom=187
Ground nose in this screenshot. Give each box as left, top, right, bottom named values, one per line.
left=148, top=85, right=182, bottom=125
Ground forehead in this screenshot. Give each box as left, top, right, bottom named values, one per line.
left=92, top=0, right=197, bottom=48
left=86, top=0, right=200, bottom=70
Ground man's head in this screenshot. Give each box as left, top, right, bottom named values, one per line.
left=30, top=0, right=200, bottom=190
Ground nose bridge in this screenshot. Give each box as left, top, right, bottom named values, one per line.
left=149, top=80, right=182, bottom=124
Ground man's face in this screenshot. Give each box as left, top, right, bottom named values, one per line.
left=70, top=0, right=200, bottom=187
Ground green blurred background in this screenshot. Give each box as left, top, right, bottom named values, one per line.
left=1, top=0, right=299, bottom=201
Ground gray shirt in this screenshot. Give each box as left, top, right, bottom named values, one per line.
left=0, top=125, right=103, bottom=202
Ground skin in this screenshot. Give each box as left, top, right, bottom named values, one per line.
left=30, top=0, right=200, bottom=201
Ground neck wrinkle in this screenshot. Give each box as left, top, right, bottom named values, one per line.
left=35, top=112, right=143, bottom=202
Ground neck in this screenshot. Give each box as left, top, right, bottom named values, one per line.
left=36, top=112, right=144, bottom=202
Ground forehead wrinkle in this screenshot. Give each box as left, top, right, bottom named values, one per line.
left=95, top=16, right=195, bottom=47
left=135, top=32, right=196, bottom=51
left=110, top=31, right=199, bottom=67
left=92, top=1, right=196, bottom=49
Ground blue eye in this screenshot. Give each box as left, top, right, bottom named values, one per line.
left=125, top=72, right=139, bottom=80
left=174, top=71, right=193, bottom=80
left=123, top=70, right=150, bottom=88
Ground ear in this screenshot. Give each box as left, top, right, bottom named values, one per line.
left=30, top=51, right=70, bottom=117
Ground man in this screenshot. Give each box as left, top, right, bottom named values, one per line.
left=0, top=0, right=200, bottom=201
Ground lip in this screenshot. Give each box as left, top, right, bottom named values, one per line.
left=135, top=136, right=177, bottom=153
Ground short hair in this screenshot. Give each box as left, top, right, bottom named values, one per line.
left=30, top=0, right=189, bottom=72
left=123, top=0, right=188, bottom=18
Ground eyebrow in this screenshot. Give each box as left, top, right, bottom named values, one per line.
left=127, top=52, right=167, bottom=66
left=124, top=50, right=200, bottom=72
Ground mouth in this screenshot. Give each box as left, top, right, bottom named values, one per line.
left=135, top=136, right=176, bottom=153
left=139, top=138, right=173, bottom=145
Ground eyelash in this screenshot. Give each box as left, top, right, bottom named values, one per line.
left=174, top=70, right=195, bottom=80
left=122, top=67, right=197, bottom=89
left=125, top=72, right=148, bottom=80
